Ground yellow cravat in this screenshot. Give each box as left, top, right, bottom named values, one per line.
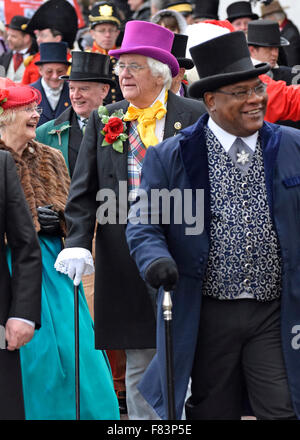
left=124, top=99, right=167, bottom=148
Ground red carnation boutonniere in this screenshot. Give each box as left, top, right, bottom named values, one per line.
left=0, top=89, right=9, bottom=115
left=98, top=106, right=128, bottom=153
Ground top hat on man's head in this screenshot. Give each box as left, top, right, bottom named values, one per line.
left=22, top=0, right=78, bottom=48
left=35, top=42, right=71, bottom=65
left=226, top=1, right=258, bottom=22
left=7, top=16, right=32, bottom=34
left=193, top=0, right=219, bottom=20
left=60, top=51, right=115, bottom=87
left=171, top=34, right=194, bottom=69
left=247, top=20, right=289, bottom=47
left=109, top=21, right=179, bottom=77
left=89, top=1, right=121, bottom=29
left=188, top=31, right=270, bottom=99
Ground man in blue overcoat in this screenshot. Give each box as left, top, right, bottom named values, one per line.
left=126, top=31, right=300, bottom=420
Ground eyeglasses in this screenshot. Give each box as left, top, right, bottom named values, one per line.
left=21, top=107, right=43, bottom=115
left=94, top=28, right=118, bottom=34
left=215, top=83, right=267, bottom=101
left=114, top=63, right=146, bottom=75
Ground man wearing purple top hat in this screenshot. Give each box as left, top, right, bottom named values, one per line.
left=55, top=20, right=205, bottom=419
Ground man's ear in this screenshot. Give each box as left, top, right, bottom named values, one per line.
left=203, top=91, right=216, bottom=112
left=101, top=83, right=110, bottom=99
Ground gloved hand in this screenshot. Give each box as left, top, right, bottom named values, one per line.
left=145, top=257, right=179, bottom=291
left=66, top=258, right=87, bottom=286
left=37, top=205, right=60, bottom=235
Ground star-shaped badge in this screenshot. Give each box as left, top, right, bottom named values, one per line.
left=236, top=150, right=250, bottom=165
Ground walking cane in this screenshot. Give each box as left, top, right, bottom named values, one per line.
left=162, top=290, right=176, bottom=420
left=74, top=284, right=80, bottom=420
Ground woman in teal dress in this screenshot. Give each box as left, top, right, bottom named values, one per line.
left=0, top=84, right=119, bottom=420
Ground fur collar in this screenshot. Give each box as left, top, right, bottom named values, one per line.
left=0, top=139, right=70, bottom=234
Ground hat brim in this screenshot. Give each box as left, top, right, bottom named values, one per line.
left=35, top=60, right=71, bottom=65
left=60, top=74, right=116, bottom=87
left=189, top=63, right=270, bottom=99
left=227, top=13, right=258, bottom=22
left=108, top=46, right=179, bottom=77
left=247, top=36, right=290, bottom=47
left=178, top=57, right=194, bottom=70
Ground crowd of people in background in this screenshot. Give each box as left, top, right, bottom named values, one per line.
left=1, top=0, right=300, bottom=422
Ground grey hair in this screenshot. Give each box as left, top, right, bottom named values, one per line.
left=146, top=57, right=172, bottom=89
left=0, top=109, right=17, bottom=130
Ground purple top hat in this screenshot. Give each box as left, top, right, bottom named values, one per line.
left=109, top=21, right=179, bottom=77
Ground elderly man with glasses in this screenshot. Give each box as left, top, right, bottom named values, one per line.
left=55, top=20, right=205, bottom=420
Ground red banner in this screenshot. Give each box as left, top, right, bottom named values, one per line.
left=3, top=0, right=85, bottom=28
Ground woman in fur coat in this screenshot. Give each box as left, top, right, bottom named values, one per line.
left=0, top=84, right=119, bottom=420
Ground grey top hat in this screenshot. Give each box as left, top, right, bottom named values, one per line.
left=247, top=20, right=290, bottom=47
left=60, top=51, right=115, bottom=87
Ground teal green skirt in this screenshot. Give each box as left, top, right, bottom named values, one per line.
left=7, top=235, right=119, bottom=420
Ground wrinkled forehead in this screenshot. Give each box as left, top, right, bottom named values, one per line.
left=119, top=53, right=148, bottom=65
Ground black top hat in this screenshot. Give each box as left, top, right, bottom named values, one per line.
left=247, top=19, right=290, bottom=47
left=226, top=1, right=258, bottom=22
left=23, top=0, right=78, bottom=49
left=89, top=1, right=122, bottom=28
left=60, top=51, right=115, bottom=86
left=35, top=42, right=71, bottom=65
left=7, top=15, right=32, bottom=34
left=193, top=0, right=219, bottom=20
left=188, top=31, right=270, bottom=99
left=171, top=34, right=194, bottom=69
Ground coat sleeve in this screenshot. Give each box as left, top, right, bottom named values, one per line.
left=4, top=152, right=42, bottom=328
left=262, top=74, right=300, bottom=123
left=64, top=110, right=99, bottom=252
left=126, top=145, right=175, bottom=279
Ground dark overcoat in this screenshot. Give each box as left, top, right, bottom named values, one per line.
left=30, top=78, right=71, bottom=127
left=126, top=113, right=300, bottom=419
left=0, top=151, right=41, bottom=420
left=64, top=91, right=205, bottom=349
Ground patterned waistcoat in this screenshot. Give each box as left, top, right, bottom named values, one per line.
left=202, top=127, right=282, bottom=301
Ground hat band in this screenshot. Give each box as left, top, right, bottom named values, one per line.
left=89, top=15, right=120, bottom=26
left=168, top=4, right=193, bottom=13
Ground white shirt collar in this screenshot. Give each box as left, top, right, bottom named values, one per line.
left=207, top=116, right=258, bottom=153
left=13, top=48, right=28, bottom=55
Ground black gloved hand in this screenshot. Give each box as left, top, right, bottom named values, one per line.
left=37, top=205, right=60, bottom=235
left=145, top=257, right=179, bottom=291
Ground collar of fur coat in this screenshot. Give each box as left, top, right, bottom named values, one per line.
left=0, top=139, right=70, bottom=234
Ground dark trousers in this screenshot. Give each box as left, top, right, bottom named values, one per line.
left=185, top=296, right=296, bottom=420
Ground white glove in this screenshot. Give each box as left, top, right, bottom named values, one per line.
left=55, top=248, right=94, bottom=286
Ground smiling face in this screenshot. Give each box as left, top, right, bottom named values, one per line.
left=118, top=54, right=165, bottom=108
left=1, top=103, right=40, bottom=147
left=38, top=63, right=69, bottom=89
left=204, top=77, right=268, bottom=137
left=69, top=81, right=110, bottom=118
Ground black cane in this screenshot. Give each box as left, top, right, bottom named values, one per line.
left=74, top=284, right=80, bottom=420
left=163, top=290, right=176, bottom=420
